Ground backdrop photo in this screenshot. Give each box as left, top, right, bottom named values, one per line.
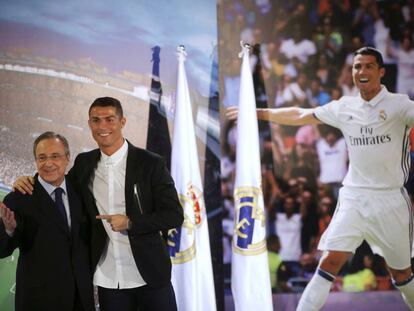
left=218, top=0, right=414, bottom=304
left=0, top=1, right=221, bottom=310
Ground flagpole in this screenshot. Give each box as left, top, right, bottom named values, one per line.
left=168, top=46, right=217, bottom=311
left=231, top=41, right=273, bottom=311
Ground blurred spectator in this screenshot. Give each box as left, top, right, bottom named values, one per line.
left=317, top=0, right=351, bottom=30
left=262, top=163, right=282, bottom=225
left=314, top=15, right=344, bottom=62
left=295, top=124, right=318, bottom=147
left=267, top=235, right=283, bottom=292
left=337, top=64, right=359, bottom=96
left=351, top=0, right=377, bottom=47
left=330, top=86, right=343, bottom=100
left=299, top=190, right=319, bottom=253
left=223, top=59, right=241, bottom=108
left=279, top=24, right=317, bottom=65
left=342, top=254, right=377, bottom=292
left=274, top=194, right=302, bottom=275
left=290, top=144, right=319, bottom=193
left=373, top=5, right=398, bottom=92
left=306, top=76, right=331, bottom=107
left=387, top=36, right=414, bottom=99
left=314, top=195, right=335, bottom=249
left=314, top=53, right=337, bottom=89
left=274, top=72, right=308, bottom=108
left=344, top=35, right=365, bottom=68
left=316, top=126, right=348, bottom=199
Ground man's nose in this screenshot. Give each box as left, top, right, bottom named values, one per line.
left=358, top=66, right=367, bottom=74
left=43, top=158, right=54, bottom=165
left=97, top=120, right=108, bottom=129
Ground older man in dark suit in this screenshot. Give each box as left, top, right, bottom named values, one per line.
left=0, top=132, right=94, bottom=311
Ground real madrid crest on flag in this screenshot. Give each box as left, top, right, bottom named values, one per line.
left=168, top=183, right=204, bottom=263
left=233, top=186, right=266, bottom=255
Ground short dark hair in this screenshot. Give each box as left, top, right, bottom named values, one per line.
left=33, top=131, right=70, bottom=158
left=354, top=47, right=385, bottom=68
left=89, top=97, right=124, bottom=118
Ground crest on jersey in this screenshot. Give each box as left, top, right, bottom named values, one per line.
left=233, top=186, right=266, bottom=255
left=378, top=109, right=387, bottom=121
left=167, top=183, right=204, bottom=264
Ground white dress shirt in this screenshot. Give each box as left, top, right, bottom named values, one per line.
left=38, top=176, right=71, bottom=228
left=92, top=140, right=146, bottom=289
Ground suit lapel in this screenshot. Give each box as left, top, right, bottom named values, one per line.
left=67, top=182, right=81, bottom=241
left=125, top=142, right=142, bottom=215
left=79, top=150, right=100, bottom=186
left=79, top=149, right=100, bottom=217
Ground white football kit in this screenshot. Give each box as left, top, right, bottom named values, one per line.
left=314, top=86, right=414, bottom=269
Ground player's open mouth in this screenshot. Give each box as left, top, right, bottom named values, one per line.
left=98, top=133, right=110, bottom=137
left=359, top=78, right=369, bottom=83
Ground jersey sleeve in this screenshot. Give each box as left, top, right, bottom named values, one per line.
left=313, top=100, right=342, bottom=128
left=401, top=96, right=414, bottom=127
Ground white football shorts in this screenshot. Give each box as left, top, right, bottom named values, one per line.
left=318, top=186, right=413, bottom=270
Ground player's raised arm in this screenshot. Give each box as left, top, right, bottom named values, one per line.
left=226, top=106, right=322, bottom=126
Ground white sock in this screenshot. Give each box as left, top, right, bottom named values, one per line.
left=296, top=269, right=334, bottom=311
left=395, top=275, right=414, bottom=310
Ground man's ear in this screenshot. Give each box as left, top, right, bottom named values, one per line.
left=380, top=67, right=385, bottom=79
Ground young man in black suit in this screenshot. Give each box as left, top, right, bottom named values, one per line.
left=0, top=132, right=94, bottom=311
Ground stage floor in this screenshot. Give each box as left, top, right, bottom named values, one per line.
left=225, top=290, right=409, bottom=311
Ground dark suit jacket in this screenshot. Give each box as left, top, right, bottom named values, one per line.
left=68, top=141, right=183, bottom=287
left=0, top=176, right=94, bottom=311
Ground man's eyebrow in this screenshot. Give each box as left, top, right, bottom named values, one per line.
left=353, top=62, right=377, bottom=67
left=90, top=115, right=117, bottom=119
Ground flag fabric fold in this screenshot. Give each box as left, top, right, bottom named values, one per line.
left=168, top=46, right=217, bottom=311
left=231, top=43, right=273, bottom=311
left=146, top=45, right=172, bottom=168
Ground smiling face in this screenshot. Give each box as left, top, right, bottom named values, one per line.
left=35, top=138, right=69, bottom=186
left=352, top=54, right=385, bottom=101
left=88, top=106, right=126, bottom=155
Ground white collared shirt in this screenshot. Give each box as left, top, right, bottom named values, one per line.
left=315, top=86, right=414, bottom=189
left=91, top=140, right=146, bottom=289
left=38, top=176, right=71, bottom=227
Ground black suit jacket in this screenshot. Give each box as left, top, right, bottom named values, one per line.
left=0, top=176, right=94, bottom=311
left=68, top=141, right=183, bottom=287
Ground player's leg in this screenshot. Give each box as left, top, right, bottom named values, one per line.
left=365, top=188, right=413, bottom=310
left=297, top=187, right=364, bottom=311
left=389, top=266, right=414, bottom=310
left=296, top=250, right=352, bottom=311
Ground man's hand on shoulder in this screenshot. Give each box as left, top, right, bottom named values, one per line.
left=13, top=176, right=35, bottom=195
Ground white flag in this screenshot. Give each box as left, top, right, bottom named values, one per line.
left=231, top=43, right=273, bottom=311
left=168, top=46, right=217, bottom=311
